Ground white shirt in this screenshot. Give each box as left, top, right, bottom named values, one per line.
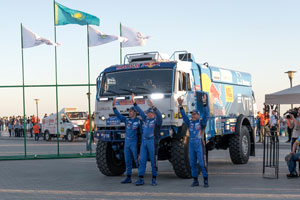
left=292, top=117, right=300, bottom=138
left=270, top=115, right=277, bottom=127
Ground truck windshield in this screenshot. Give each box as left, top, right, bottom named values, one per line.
left=100, top=69, right=173, bottom=96
left=66, top=112, right=87, bottom=120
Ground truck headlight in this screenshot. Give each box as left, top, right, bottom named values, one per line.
left=99, top=97, right=109, bottom=101
left=100, top=116, right=106, bottom=121
left=162, top=113, right=166, bottom=119
left=151, top=93, right=164, bottom=99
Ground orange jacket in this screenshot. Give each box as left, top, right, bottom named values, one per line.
left=84, top=119, right=94, bottom=132
left=33, top=124, right=39, bottom=134
left=32, top=117, right=40, bottom=124
left=258, top=113, right=265, bottom=126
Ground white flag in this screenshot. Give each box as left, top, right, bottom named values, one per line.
left=88, top=26, right=127, bottom=47
left=22, top=25, right=60, bottom=48
left=121, top=25, right=150, bottom=48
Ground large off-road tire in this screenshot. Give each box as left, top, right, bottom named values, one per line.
left=171, top=136, right=191, bottom=178
left=96, top=141, right=125, bottom=176
left=66, top=130, right=74, bottom=142
left=229, top=126, right=250, bottom=164
left=44, top=131, right=51, bottom=141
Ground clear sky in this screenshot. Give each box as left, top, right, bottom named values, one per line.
left=0, top=0, right=299, bottom=117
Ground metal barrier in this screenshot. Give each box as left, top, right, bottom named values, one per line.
left=263, top=131, right=279, bottom=179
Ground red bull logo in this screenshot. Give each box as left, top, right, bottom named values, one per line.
left=142, top=62, right=160, bottom=68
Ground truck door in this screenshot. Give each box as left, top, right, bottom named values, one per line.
left=185, top=72, right=195, bottom=111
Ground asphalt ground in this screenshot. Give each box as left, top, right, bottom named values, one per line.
left=0, top=131, right=96, bottom=156
left=0, top=132, right=300, bottom=200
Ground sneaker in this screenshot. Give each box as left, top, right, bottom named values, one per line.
left=191, top=179, right=199, bottom=187
left=152, top=178, right=157, bottom=186
left=135, top=178, right=144, bottom=186
left=287, top=173, right=298, bottom=178
left=203, top=178, right=209, bottom=188
left=121, top=176, right=132, bottom=184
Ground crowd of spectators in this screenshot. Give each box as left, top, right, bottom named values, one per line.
left=255, top=106, right=300, bottom=178
left=0, top=115, right=41, bottom=137
left=255, top=108, right=298, bottom=142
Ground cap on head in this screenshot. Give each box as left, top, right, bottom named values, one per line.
left=190, top=109, right=200, bottom=115
left=146, top=108, right=155, bottom=113
left=129, top=106, right=137, bottom=112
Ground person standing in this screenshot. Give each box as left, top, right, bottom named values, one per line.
left=11, top=117, right=15, bottom=137
left=26, top=117, right=31, bottom=137
left=8, top=120, right=12, bottom=137
left=84, top=114, right=95, bottom=144
left=112, top=98, right=141, bottom=184
left=14, top=119, right=19, bottom=137
left=133, top=94, right=162, bottom=186
left=0, top=117, right=3, bottom=133
left=256, top=112, right=261, bottom=139
left=270, top=110, right=278, bottom=137
left=177, top=97, right=209, bottom=187
left=286, top=116, right=293, bottom=143
left=258, top=112, right=265, bottom=143
left=280, top=116, right=287, bottom=136
left=290, top=108, right=300, bottom=151
left=33, top=123, right=39, bottom=141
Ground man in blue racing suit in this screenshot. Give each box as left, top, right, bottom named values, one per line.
left=112, top=98, right=141, bottom=184
left=177, top=96, right=209, bottom=187
left=132, top=94, right=162, bottom=186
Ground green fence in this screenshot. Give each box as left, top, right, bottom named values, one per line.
left=0, top=25, right=97, bottom=160
left=0, top=82, right=97, bottom=160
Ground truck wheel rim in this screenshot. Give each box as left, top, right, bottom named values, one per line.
left=68, top=133, right=71, bottom=140
left=242, top=135, right=248, bottom=156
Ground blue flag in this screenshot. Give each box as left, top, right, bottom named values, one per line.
left=55, top=2, right=100, bottom=26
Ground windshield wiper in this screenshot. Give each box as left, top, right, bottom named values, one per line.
left=105, top=90, right=119, bottom=95
left=136, top=87, right=150, bottom=92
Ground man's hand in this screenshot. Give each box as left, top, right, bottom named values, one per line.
left=147, top=99, right=154, bottom=107
left=112, top=98, right=117, bottom=107
left=177, top=97, right=183, bottom=106
left=202, top=94, right=207, bottom=104
left=131, top=93, right=135, bottom=104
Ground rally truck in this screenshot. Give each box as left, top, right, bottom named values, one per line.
left=42, top=108, right=87, bottom=142
left=94, top=51, right=256, bottom=178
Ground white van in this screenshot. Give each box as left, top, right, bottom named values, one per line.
left=42, top=108, right=87, bottom=142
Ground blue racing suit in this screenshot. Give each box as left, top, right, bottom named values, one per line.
left=180, top=106, right=209, bottom=179
left=134, top=103, right=162, bottom=178
left=113, top=108, right=141, bottom=176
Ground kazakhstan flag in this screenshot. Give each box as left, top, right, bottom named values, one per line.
left=55, top=2, right=99, bottom=26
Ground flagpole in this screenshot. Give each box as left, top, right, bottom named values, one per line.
left=53, top=0, right=60, bottom=156
left=20, top=23, right=27, bottom=157
left=120, top=22, right=122, bottom=65
left=87, top=25, right=92, bottom=154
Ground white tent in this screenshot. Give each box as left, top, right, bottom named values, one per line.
left=265, top=85, right=300, bottom=104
